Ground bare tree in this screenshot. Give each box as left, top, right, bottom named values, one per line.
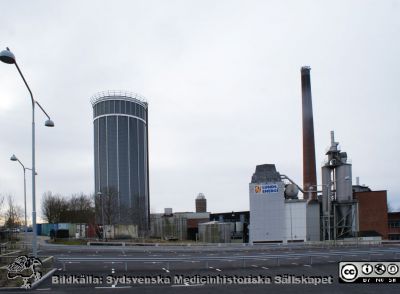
left=41, top=191, right=68, bottom=223
left=4, top=195, right=23, bottom=228
left=95, top=187, right=119, bottom=225
left=61, top=193, right=94, bottom=223
left=0, top=194, right=4, bottom=225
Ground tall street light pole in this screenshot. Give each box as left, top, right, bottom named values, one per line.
left=97, top=192, right=105, bottom=240
left=0, top=48, right=54, bottom=257
left=10, top=154, right=33, bottom=243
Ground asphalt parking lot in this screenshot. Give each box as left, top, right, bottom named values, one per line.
left=2, top=239, right=400, bottom=293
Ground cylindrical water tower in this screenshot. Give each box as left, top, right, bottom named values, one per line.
left=91, top=90, right=149, bottom=234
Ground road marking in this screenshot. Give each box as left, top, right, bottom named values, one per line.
left=171, top=284, right=204, bottom=287
left=262, top=267, right=269, bottom=270
left=216, top=269, right=222, bottom=272
left=304, top=265, right=311, bottom=267
left=41, top=256, right=53, bottom=263
left=36, top=288, right=51, bottom=291
left=104, top=262, right=123, bottom=264
left=95, top=286, right=132, bottom=289
left=0, top=250, right=20, bottom=256
left=251, top=265, right=258, bottom=268
left=291, top=263, right=298, bottom=265
left=209, top=266, right=214, bottom=269
left=162, top=267, right=170, bottom=273
left=144, top=262, right=163, bottom=264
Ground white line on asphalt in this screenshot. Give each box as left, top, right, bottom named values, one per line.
left=304, top=265, right=311, bottom=267
left=171, top=284, right=204, bottom=287
left=251, top=265, right=258, bottom=268
left=144, top=262, right=163, bottom=264
left=162, top=267, right=170, bottom=273
left=36, top=288, right=51, bottom=291
left=209, top=266, right=214, bottom=269
left=291, top=263, right=298, bottom=265
left=216, top=269, right=222, bottom=272
left=41, top=256, right=53, bottom=263
left=262, top=267, right=269, bottom=270
left=95, top=286, right=132, bottom=289
left=0, top=250, right=20, bottom=256
left=104, top=262, right=123, bottom=264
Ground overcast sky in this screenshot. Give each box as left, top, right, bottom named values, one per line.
left=0, top=0, right=399, bottom=222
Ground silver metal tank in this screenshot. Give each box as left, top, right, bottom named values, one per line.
left=321, top=166, right=331, bottom=216
left=335, top=164, right=352, bottom=202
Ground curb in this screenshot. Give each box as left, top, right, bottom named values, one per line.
left=0, top=268, right=57, bottom=291
left=31, top=268, right=58, bottom=290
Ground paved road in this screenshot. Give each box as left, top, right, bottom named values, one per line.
left=3, top=236, right=400, bottom=293
left=30, top=264, right=400, bottom=293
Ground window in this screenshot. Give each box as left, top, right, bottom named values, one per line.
left=121, top=100, right=126, bottom=114
left=115, top=100, right=121, bottom=113
left=105, top=100, right=110, bottom=114
left=111, top=100, right=115, bottom=113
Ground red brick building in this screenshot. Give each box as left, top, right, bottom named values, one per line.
left=354, top=190, right=388, bottom=239
left=388, top=212, right=400, bottom=240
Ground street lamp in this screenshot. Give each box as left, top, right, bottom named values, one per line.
left=10, top=154, right=33, bottom=244
left=1, top=47, right=54, bottom=257
left=97, top=192, right=105, bottom=240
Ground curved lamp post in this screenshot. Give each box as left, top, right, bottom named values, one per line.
left=97, top=191, right=105, bottom=240
left=10, top=154, right=35, bottom=244
left=1, top=48, right=54, bottom=257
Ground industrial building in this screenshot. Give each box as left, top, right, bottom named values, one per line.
left=91, top=90, right=150, bottom=234
left=248, top=66, right=390, bottom=244
left=195, top=193, right=207, bottom=213
left=249, top=164, right=320, bottom=243
left=388, top=212, right=400, bottom=240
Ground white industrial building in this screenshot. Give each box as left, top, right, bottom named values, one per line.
left=249, top=164, right=320, bottom=243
